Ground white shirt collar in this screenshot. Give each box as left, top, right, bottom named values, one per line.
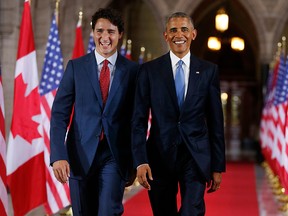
left=169, top=51, right=190, bottom=68
left=94, top=50, right=118, bottom=66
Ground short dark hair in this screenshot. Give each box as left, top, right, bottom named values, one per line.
left=166, top=12, right=194, bottom=28
left=91, top=8, right=124, bottom=33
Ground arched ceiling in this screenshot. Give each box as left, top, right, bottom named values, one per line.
left=190, top=0, right=258, bottom=81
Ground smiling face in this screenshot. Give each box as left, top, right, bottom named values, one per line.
left=93, top=18, right=123, bottom=58
left=164, top=16, right=197, bottom=58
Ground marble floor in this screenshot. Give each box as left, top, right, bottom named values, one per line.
left=255, top=163, right=288, bottom=216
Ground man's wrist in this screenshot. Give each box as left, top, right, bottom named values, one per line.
left=137, top=163, right=149, bottom=170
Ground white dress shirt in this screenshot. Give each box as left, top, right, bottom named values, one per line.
left=170, top=51, right=191, bottom=99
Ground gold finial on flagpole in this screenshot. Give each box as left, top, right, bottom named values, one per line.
left=277, top=41, right=282, bottom=57
left=55, top=0, right=60, bottom=25
left=78, top=9, right=83, bottom=26
left=127, top=39, right=132, bottom=51
left=79, top=10, right=83, bottom=22
left=281, top=36, right=286, bottom=56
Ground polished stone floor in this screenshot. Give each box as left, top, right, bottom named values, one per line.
left=255, top=163, right=288, bottom=216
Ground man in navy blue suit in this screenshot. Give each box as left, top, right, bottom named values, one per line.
left=132, top=12, right=226, bottom=216
left=50, top=8, right=138, bottom=215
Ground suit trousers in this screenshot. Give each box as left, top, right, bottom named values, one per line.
left=69, top=137, right=126, bottom=216
left=148, top=143, right=206, bottom=216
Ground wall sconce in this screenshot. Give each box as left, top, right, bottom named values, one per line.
left=231, top=37, right=245, bottom=51
left=208, top=37, right=221, bottom=50
left=215, top=8, right=229, bottom=32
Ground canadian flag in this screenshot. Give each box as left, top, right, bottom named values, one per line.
left=0, top=67, right=8, bottom=215
left=6, top=1, right=46, bottom=215
left=72, top=14, right=85, bottom=59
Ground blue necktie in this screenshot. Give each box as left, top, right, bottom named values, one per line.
left=175, top=60, right=185, bottom=107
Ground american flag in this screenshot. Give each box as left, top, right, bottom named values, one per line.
left=87, top=31, right=95, bottom=54
left=39, top=13, right=70, bottom=214
left=120, top=38, right=126, bottom=56
left=270, top=54, right=287, bottom=176
left=125, top=40, right=132, bottom=60
left=0, top=66, right=8, bottom=216
left=284, top=56, right=288, bottom=193
left=260, top=57, right=280, bottom=169
left=138, top=47, right=145, bottom=65
left=272, top=54, right=288, bottom=193
left=259, top=52, right=288, bottom=193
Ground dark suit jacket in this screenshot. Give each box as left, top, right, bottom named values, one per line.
left=50, top=52, right=138, bottom=181
left=132, top=52, right=226, bottom=181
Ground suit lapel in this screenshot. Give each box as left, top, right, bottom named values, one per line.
left=105, top=54, right=128, bottom=109
left=160, top=53, right=179, bottom=109
left=185, top=55, right=201, bottom=105
left=85, top=53, right=104, bottom=107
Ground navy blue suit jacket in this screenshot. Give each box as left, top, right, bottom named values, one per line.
left=132, top=52, right=226, bottom=181
left=50, top=52, right=138, bottom=181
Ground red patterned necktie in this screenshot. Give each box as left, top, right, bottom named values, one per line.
left=100, top=59, right=110, bottom=105
left=99, top=59, right=110, bottom=141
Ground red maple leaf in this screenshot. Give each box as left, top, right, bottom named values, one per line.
left=10, top=73, right=42, bottom=143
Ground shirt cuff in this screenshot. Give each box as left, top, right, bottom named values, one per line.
left=137, top=163, right=149, bottom=170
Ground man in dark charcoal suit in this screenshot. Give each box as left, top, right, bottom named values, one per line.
left=132, top=12, right=226, bottom=216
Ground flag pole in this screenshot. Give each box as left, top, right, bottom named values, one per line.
left=40, top=5, right=71, bottom=213
left=281, top=36, right=286, bottom=57
left=277, top=36, right=288, bottom=213
left=72, top=8, right=85, bottom=59
left=78, top=9, right=83, bottom=25
left=55, top=0, right=60, bottom=25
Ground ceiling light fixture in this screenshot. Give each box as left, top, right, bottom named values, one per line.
left=208, top=37, right=221, bottom=51
left=208, top=6, right=244, bottom=51
left=215, top=8, right=229, bottom=32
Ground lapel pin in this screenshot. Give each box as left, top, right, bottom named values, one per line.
left=196, top=71, right=200, bottom=74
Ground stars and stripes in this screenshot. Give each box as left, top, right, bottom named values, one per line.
left=40, top=13, right=70, bottom=214
left=40, top=15, right=64, bottom=96
left=120, top=38, right=126, bottom=56
left=273, top=54, right=288, bottom=193
left=87, top=31, right=95, bottom=53
left=260, top=52, right=288, bottom=193
left=271, top=55, right=287, bottom=164
left=125, top=39, right=132, bottom=60
left=260, top=57, right=279, bottom=168
left=138, top=47, right=145, bottom=65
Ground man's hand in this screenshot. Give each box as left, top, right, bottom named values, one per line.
left=207, top=172, right=222, bottom=193
left=52, top=160, right=70, bottom=184
left=137, top=164, right=153, bottom=190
